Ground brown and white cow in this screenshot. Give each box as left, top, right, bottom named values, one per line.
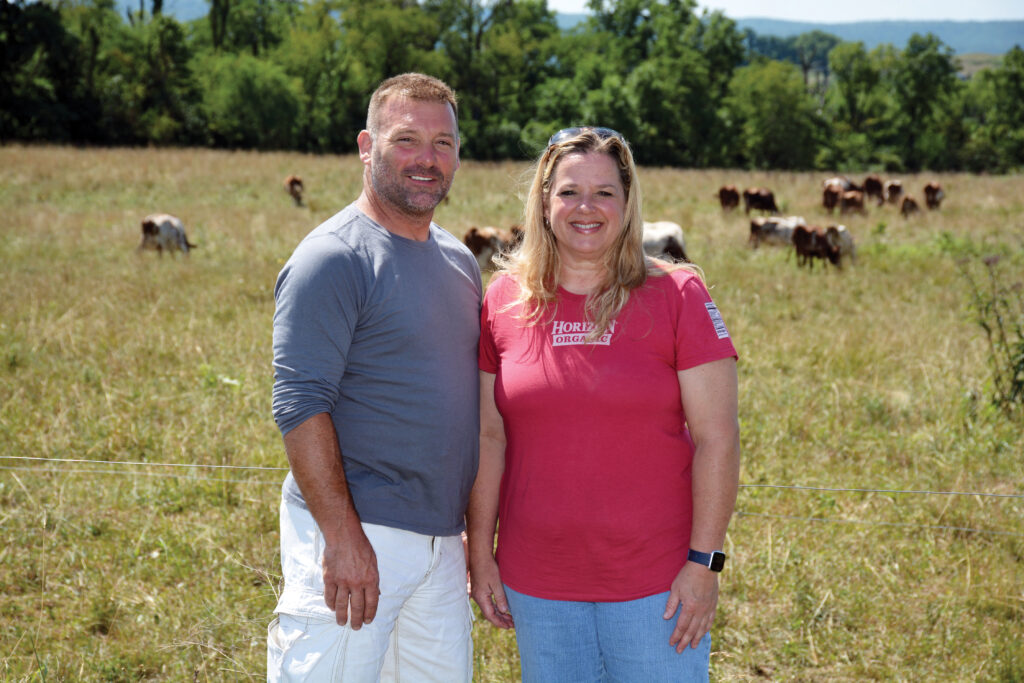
left=900, top=195, right=920, bottom=218
left=642, top=221, right=688, bottom=262
left=749, top=216, right=805, bottom=249
left=792, top=224, right=840, bottom=270
left=863, top=174, right=884, bottom=205
left=718, top=185, right=740, bottom=211
left=743, top=187, right=779, bottom=215
left=463, top=225, right=522, bottom=270
left=822, top=184, right=842, bottom=213
left=839, top=190, right=867, bottom=215
left=825, top=224, right=856, bottom=266
left=137, top=214, right=196, bottom=257
left=284, top=175, right=304, bottom=207
left=884, top=179, right=904, bottom=205
left=923, top=182, right=944, bottom=210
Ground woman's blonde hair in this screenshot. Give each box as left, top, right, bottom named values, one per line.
left=495, top=128, right=654, bottom=340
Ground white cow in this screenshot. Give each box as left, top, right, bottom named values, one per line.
left=642, top=221, right=687, bottom=262
left=749, top=216, right=805, bottom=248
left=137, top=214, right=196, bottom=257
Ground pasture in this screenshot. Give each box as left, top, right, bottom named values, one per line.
left=1, top=145, right=1022, bottom=681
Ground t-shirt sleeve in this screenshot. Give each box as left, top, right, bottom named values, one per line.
left=478, top=277, right=503, bottom=374
left=671, top=271, right=738, bottom=371
left=272, top=235, right=363, bottom=435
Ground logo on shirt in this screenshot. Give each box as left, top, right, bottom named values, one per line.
left=552, top=320, right=616, bottom=347
left=705, top=302, right=730, bottom=339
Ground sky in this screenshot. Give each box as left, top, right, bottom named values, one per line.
left=546, top=0, right=1024, bottom=23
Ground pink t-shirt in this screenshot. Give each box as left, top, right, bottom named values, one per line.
left=479, top=268, right=737, bottom=601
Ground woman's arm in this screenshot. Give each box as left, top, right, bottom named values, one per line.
left=466, top=370, right=514, bottom=629
left=664, top=357, right=740, bottom=652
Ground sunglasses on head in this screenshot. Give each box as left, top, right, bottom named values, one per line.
left=547, top=126, right=624, bottom=147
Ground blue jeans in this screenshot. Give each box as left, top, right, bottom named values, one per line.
left=504, top=585, right=710, bottom=683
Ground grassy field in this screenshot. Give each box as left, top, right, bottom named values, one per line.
left=1, top=144, right=1022, bottom=682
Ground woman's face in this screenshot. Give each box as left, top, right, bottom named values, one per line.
left=545, top=151, right=626, bottom=266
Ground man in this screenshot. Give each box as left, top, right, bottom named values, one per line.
left=268, top=73, right=481, bottom=682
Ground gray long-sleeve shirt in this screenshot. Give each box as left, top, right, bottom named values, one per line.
left=272, top=205, right=482, bottom=536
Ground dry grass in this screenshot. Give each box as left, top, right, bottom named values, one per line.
left=1, top=145, right=1022, bottom=681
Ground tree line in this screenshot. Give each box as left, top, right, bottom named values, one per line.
left=3, top=0, right=1022, bottom=172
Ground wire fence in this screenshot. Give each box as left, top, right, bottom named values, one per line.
left=3, top=455, right=1023, bottom=537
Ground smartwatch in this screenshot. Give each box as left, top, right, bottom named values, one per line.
left=688, top=548, right=727, bottom=572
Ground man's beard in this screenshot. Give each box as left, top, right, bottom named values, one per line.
left=370, top=151, right=452, bottom=216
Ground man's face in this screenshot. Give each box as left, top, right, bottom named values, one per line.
left=366, top=96, right=460, bottom=217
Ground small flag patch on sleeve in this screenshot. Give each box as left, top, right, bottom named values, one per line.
left=704, top=302, right=730, bottom=339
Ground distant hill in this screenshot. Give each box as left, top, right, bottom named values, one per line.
left=115, top=4, right=1021, bottom=58
left=735, top=18, right=1023, bottom=56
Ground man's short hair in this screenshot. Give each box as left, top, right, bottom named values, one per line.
left=366, top=73, right=459, bottom=138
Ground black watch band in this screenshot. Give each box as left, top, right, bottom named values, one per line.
left=688, top=549, right=726, bottom=572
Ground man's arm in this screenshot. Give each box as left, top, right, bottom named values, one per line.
left=283, top=413, right=380, bottom=630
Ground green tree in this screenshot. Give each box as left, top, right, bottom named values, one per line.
left=0, top=0, right=89, bottom=141
left=888, top=33, right=959, bottom=170
left=199, top=52, right=301, bottom=148
left=724, top=59, right=822, bottom=169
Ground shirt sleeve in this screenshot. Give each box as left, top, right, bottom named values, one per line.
left=671, top=270, right=738, bottom=371
left=271, top=235, right=364, bottom=435
left=478, top=276, right=503, bottom=375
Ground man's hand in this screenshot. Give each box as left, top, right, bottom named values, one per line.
left=322, top=528, right=380, bottom=630
left=663, top=562, right=719, bottom=652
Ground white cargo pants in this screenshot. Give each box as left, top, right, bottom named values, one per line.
left=267, top=500, right=473, bottom=682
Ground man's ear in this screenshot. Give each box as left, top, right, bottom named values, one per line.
left=357, top=130, right=373, bottom=164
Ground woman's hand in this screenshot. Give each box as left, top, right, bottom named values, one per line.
left=469, top=554, right=514, bottom=629
left=663, top=562, right=719, bottom=652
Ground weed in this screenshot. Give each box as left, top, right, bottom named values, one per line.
left=956, top=253, right=1024, bottom=417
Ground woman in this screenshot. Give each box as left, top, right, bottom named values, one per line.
left=467, top=127, right=740, bottom=681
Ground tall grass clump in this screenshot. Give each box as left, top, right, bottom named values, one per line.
left=958, top=252, right=1024, bottom=416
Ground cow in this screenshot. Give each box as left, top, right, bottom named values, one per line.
left=463, top=225, right=522, bottom=270
left=823, top=176, right=859, bottom=192
left=743, top=187, right=779, bottom=215
left=900, top=195, right=920, bottom=218
left=792, top=224, right=840, bottom=270
left=749, top=216, right=805, bottom=249
left=642, top=221, right=688, bottom=262
left=822, top=184, right=842, bottom=213
left=839, top=190, right=867, bottom=215
left=718, top=185, right=740, bottom=211
left=884, top=179, right=904, bottom=205
left=284, top=175, right=304, bottom=207
left=136, top=214, right=196, bottom=257
left=825, top=224, right=856, bottom=266
left=863, top=174, right=884, bottom=206
left=923, top=182, right=944, bottom=210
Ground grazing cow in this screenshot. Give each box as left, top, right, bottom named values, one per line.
left=863, top=174, right=884, bottom=205
left=823, top=176, right=859, bottom=192
left=792, top=224, right=840, bottom=270
left=923, top=182, right=944, bottom=210
left=137, top=214, right=196, bottom=257
left=900, top=195, right=920, bottom=218
left=642, top=221, right=688, bottom=262
left=718, top=185, right=740, bottom=211
left=839, top=190, right=867, bottom=215
left=743, top=187, right=779, bottom=215
left=463, top=225, right=521, bottom=270
left=284, top=175, right=304, bottom=207
left=825, top=224, right=856, bottom=266
left=822, top=184, right=842, bottom=213
left=884, top=179, right=904, bottom=205
left=749, top=216, right=805, bottom=249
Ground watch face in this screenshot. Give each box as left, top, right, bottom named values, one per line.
left=709, top=551, right=726, bottom=572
